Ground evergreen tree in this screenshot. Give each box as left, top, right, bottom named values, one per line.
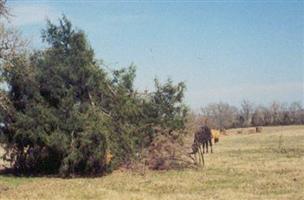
left=0, top=16, right=188, bottom=176
left=1, top=17, right=111, bottom=175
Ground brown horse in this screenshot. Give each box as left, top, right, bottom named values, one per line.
left=189, top=125, right=213, bottom=166
left=196, top=125, right=213, bottom=153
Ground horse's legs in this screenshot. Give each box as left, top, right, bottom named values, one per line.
left=195, top=147, right=199, bottom=165
left=209, top=139, right=213, bottom=153
left=202, top=142, right=205, bottom=153
left=194, top=152, right=198, bottom=165
left=205, top=141, right=209, bottom=153
left=197, top=145, right=202, bottom=166
left=196, top=146, right=201, bottom=165
left=200, top=145, right=205, bottom=167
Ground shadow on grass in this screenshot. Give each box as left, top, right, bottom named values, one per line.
left=0, top=167, right=100, bottom=180
left=0, top=167, right=62, bottom=178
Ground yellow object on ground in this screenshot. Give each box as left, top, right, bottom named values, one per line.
left=105, top=151, right=113, bottom=165
left=211, top=129, right=220, bottom=143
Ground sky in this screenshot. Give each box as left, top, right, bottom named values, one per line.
left=6, top=0, right=304, bottom=110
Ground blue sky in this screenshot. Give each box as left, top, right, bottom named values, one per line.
left=6, top=1, right=304, bottom=110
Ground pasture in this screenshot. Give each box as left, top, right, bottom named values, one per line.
left=0, top=125, right=304, bottom=200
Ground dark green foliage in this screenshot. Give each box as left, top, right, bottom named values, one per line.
left=152, top=79, right=187, bottom=130
left=136, top=79, right=188, bottom=146
left=0, top=16, right=188, bottom=176
left=1, top=17, right=111, bottom=176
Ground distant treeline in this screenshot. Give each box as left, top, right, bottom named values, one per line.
left=200, top=101, right=304, bottom=129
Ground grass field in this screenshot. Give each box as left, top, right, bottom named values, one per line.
left=0, top=125, right=304, bottom=200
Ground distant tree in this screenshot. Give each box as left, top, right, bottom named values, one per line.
left=240, top=100, right=253, bottom=127
left=201, top=102, right=238, bottom=129
left=262, top=106, right=273, bottom=126
left=278, top=103, right=290, bottom=125
left=269, top=101, right=282, bottom=125
left=289, top=102, right=304, bottom=124
left=201, top=100, right=304, bottom=128
left=252, top=106, right=265, bottom=126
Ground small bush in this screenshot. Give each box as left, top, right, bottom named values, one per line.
left=141, top=129, right=190, bottom=171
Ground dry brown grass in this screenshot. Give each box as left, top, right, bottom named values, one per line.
left=0, top=125, right=304, bottom=200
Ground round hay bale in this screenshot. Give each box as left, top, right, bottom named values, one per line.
left=248, top=129, right=256, bottom=134
left=256, top=126, right=263, bottom=133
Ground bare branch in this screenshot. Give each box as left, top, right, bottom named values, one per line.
left=0, top=0, right=10, bottom=19
left=0, top=24, right=29, bottom=69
